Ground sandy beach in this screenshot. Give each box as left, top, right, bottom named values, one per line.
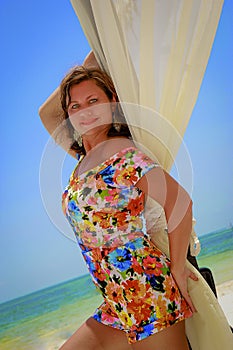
left=217, top=280, right=233, bottom=327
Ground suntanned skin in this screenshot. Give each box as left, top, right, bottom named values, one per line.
left=59, top=317, right=189, bottom=350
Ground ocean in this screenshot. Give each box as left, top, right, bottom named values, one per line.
left=0, top=228, right=232, bottom=350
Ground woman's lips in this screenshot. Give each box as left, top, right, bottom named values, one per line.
left=80, top=118, right=98, bottom=126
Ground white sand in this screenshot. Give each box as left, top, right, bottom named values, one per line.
left=216, top=280, right=233, bottom=327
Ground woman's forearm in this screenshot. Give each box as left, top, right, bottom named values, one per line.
left=167, top=197, right=193, bottom=272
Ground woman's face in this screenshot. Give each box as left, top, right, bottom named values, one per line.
left=67, top=79, right=115, bottom=136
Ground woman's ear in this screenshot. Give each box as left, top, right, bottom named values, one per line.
left=111, top=98, right=117, bottom=114
left=111, top=94, right=117, bottom=103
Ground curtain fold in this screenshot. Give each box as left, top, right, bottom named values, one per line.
left=71, top=0, right=223, bottom=171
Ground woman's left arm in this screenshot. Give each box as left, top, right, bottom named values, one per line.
left=137, top=167, right=198, bottom=312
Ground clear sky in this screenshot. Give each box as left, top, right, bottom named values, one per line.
left=0, top=0, right=232, bottom=303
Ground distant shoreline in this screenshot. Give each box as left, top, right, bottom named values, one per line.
left=199, top=226, right=233, bottom=237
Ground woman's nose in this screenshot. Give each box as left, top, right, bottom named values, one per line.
left=78, top=106, right=93, bottom=118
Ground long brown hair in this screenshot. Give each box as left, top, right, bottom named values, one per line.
left=60, top=66, right=131, bottom=155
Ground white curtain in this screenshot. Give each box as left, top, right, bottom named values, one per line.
left=71, top=0, right=223, bottom=172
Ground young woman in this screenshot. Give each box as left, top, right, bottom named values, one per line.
left=55, top=65, right=198, bottom=350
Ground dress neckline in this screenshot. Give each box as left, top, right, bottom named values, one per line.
left=71, top=146, right=137, bottom=181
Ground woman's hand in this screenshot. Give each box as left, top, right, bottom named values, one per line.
left=171, top=266, right=198, bottom=313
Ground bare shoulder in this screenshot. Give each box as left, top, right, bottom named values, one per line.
left=102, top=137, right=135, bottom=158
left=78, top=138, right=135, bottom=175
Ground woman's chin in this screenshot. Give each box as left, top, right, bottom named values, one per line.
left=80, top=124, right=111, bottom=137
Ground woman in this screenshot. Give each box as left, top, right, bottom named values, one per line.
left=58, top=65, right=198, bottom=350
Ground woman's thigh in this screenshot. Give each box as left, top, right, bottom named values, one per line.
left=59, top=317, right=132, bottom=350
left=132, top=320, right=189, bottom=350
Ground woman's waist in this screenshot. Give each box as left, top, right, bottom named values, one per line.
left=78, top=231, right=148, bottom=254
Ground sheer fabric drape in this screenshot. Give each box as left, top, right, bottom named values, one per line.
left=71, top=0, right=223, bottom=171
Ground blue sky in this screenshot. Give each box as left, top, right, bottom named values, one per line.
left=0, top=0, right=232, bottom=303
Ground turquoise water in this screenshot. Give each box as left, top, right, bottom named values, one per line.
left=198, top=227, right=233, bottom=258
left=0, top=275, right=102, bottom=350
left=0, top=274, right=97, bottom=334
left=197, top=227, right=233, bottom=284
left=0, top=228, right=232, bottom=349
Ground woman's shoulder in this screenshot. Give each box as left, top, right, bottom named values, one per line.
left=102, top=137, right=136, bottom=158
left=103, top=138, right=159, bottom=165
left=103, top=139, right=159, bottom=173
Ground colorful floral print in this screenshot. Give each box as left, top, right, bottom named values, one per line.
left=62, top=147, right=192, bottom=343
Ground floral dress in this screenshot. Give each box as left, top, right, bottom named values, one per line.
left=62, top=147, right=192, bottom=344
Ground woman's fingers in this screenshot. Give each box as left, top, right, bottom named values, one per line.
left=172, top=267, right=198, bottom=313
left=184, top=269, right=198, bottom=312
left=188, top=270, right=199, bottom=281
left=179, top=283, right=197, bottom=313
left=183, top=291, right=197, bottom=313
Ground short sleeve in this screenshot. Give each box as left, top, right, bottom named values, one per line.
left=114, top=147, right=160, bottom=187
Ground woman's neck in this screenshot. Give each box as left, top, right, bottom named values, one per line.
left=82, top=124, right=113, bottom=153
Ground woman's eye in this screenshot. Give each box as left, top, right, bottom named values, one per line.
left=89, top=98, right=97, bottom=104
left=71, top=103, right=79, bottom=109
